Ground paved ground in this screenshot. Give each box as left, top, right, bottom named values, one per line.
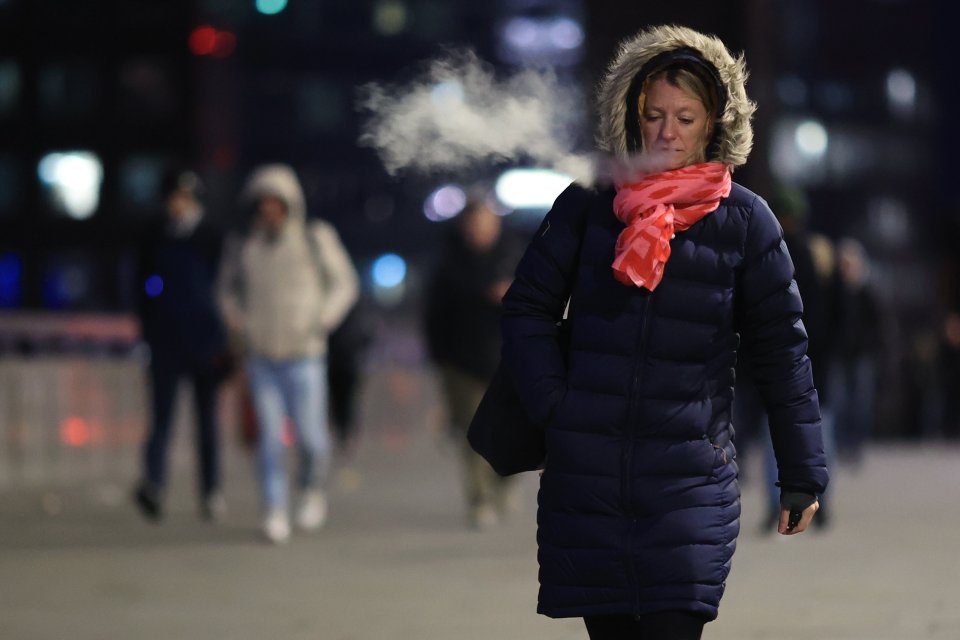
left=1, top=367, right=959, bottom=639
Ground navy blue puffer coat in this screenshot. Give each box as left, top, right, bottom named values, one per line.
left=501, top=179, right=829, bottom=620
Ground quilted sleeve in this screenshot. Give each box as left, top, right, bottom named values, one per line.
left=500, top=183, right=588, bottom=426
left=737, top=196, right=829, bottom=495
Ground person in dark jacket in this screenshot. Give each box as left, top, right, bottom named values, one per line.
left=328, top=296, right=376, bottom=455
left=134, top=169, right=231, bottom=522
left=500, top=25, right=828, bottom=639
left=425, top=197, right=521, bottom=529
left=828, top=237, right=882, bottom=465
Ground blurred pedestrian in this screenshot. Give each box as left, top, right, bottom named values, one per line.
left=425, top=196, right=521, bottom=529
left=218, top=164, right=359, bottom=544
left=328, top=296, right=376, bottom=456
left=828, top=238, right=882, bottom=466
left=499, top=25, right=828, bottom=638
left=133, top=168, right=232, bottom=522
left=936, top=211, right=960, bottom=440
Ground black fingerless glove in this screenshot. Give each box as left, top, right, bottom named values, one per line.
left=779, top=490, right=818, bottom=511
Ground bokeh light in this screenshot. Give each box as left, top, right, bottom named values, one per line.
left=423, top=184, right=466, bottom=222
left=371, top=253, right=407, bottom=307
left=494, top=167, right=572, bottom=211
left=372, top=253, right=407, bottom=289
left=794, top=120, right=828, bottom=157
left=255, top=0, right=288, bottom=16
left=372, top=0, right=408, bottom=35
left=37, top=151, right=103, bottom=220
left=144, top=275, right=164, bottom=298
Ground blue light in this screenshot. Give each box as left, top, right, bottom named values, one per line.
left=42, top=264, right=91, bottom=309
left=255, top=0, right=288, bottom=15
left=371, top=254, right=406, bottom=289
left=145, top=275, right=164, bottom=297
left=0, top=252, right=22, bottom=308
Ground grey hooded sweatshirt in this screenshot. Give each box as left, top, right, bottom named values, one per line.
left=218, top=164, right=359, bottom=361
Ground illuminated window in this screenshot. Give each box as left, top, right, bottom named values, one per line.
left=39, top=62, right=99, bottom=118
left=0, top=59, right=19, bottom=117
left=497, top=15, right=585, bottom=67
left=372, top=0, right=408, bottom=35
left=770, top=118, right=831, bottom=185
left=118, top=156, right=168, bottom=214
left=886, top=68, right=916, bottom=119
left=38, top=151, right=104, bottom=220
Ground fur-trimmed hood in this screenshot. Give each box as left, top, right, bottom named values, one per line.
left=596, top=25, right=756, bottom=168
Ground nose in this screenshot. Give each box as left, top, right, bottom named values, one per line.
left=660, top=120, right=677, bottom=141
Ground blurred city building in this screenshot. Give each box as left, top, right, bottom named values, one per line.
left=0, top=0, right=955, bottom=491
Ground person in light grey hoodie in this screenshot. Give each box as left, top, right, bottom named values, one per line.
left=219, top=164, right=359, bottom=543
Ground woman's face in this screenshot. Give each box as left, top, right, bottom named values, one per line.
left=639, top=78, right=711, bottom=171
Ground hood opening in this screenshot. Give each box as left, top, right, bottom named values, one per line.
left=596, top=25, right=756, bottom=169
left=623, top=47, right=727, bottom=158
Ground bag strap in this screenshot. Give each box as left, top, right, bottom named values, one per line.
left=304, top=221, right=331, bottom=296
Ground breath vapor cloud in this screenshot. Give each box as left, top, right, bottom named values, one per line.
left=357, top=50, right=595, bottom=183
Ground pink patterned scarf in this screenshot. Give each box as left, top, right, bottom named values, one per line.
left=611, top=162, right=732, bottom=291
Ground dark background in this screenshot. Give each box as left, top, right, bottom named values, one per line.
left=0, top=0, right=955, bottom=438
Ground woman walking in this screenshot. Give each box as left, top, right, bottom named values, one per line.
left=500, top=25, right=828, bottom=639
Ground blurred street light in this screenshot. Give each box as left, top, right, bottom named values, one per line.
left=255, top=0, right=288, bottom=16
left=37, top=151, right=103, bottom=220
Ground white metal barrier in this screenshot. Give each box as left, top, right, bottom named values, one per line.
left=0, top=313, right=147, bottom=490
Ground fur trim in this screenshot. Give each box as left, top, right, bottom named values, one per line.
left=596, top=24, right=756, bottom=168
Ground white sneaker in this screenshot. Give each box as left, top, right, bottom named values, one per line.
left=201, top=492, right=227, bottom=523
left=262, top=508, right=291, bottom=544
left=295, top=490, right=328, bottom=531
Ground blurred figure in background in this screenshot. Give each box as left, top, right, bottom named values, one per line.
left=327, top=295, right=376, bottom=457
left=424, top=196, right=521, bottom=529
left=733, top=184, right=835, bottom=532
left=938, top=211, right=960, bottom=440
left=134, top=168, right=231, bottom=522
left=218, top=164, right=359, bottom=544
left=828, top=238, right=882, bottom=466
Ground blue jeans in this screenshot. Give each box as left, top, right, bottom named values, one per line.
left=247, top=356, right=330, bottom=510
left=829, top=355, right=875, bottom=464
